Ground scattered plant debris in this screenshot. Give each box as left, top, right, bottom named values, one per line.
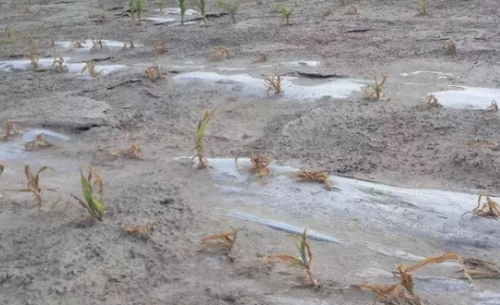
left=443, top=40, right=456, bottom=55
left=235, top=151, right=273, bottom=176
left=487, top=100, right=498, bottom=112
left=253, top=52, right=267, bottom=63
left=266, top=229, right=319, bottom=288
left=153, top=39, right=167, bottom=54
left=264, top=68, right=282, bottom=95
left=472, top=195, right=500, bottom=218
left=81, top=61, right=102, bottom=77
left=216, top=0, right=239, bottom=23
left=364, top=75, right=387, bottom=101
left=1, top=120, right=18, bottom=142
left=190, top=107, right=218, bottom=169
left=275, top=2, right=298, bottom=26
left=25, top=133, right=54, bottom=151
left=295, top=170, right=334, bottom=190
left=210, top=45, right=229, bottom=61
left=145, top=64, right=163, bottom=81
left=52, top=50, right=65, bottom=73
left=71, top=166, right=105, bottom=221
left=424, top=94, right=440, bottom=108
left=11, top=165, right=59, bottom=208
left=109, top=144, right=142, bottom=159
left=201, top=227, right=237, bottom=261
left=416, top=0, right=428, bottom=16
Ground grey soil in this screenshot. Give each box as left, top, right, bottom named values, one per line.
left=1, top=0, right=500, bottom=304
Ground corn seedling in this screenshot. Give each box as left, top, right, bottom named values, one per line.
left=194, top=0, right=207, bottom=25
left=424, top=94, right=440, bottom=108
left=52, top=50, right=65, bottom=73
left=109, top=144, right=142, bottom=159
left=201, top=227, right=237, bottom=261
left=122, top=38, right=135, bottom=49
left=129, top=0, right=146, bottom=24
left=1, top=120, right=18, bottom=142
left=210, top=45, right=229, bottom=61
left=275, top=2, right=298, bottom=26
left=487, top=100, right=498, bottom=112
left=443, top=40, right=456, bottom=56
left=472, top=195, right=500, bottom=218
left=81, top=61, right=102, bottom=77
left=417, top=0, right=427, bottom=16
left=11, top=165, right=59, bottom=208
left=5, top=27, right=13, bottom=43
left=356, top=253, right=472, bottom=305
left=346, top=4, right=357, bottom=15
left=266, top=229, right=319, bottom=287
left=91, top=38, right=103, bottom=52
left=145, top=64, right=163, bottom=81
left=27, top=46, right=39, bottom=70
left=178, top=0, right=187, bottom=25
left=235, top=151, right=273, bottom=176
left=190, top=107, right=218, bottom=169
left=253, top=52, right=267, bottom=63
left=295, top=170, right=334, bottom=190
left=71, top=166, right=105, bottom=221
left=264, top=68, right=282, bottom=95
left=25, top=133, right=54, bottom=151
left=216, top=0, right=239, bottom=23
left=154, top=0, right=164, bottom=11
left=153, top=39, right=167, bottom=54
left=70, top=40, right=84, bottom=48
left=461, top=257, right=500, bottom=279
left=364, top=75, right=387, bottom=100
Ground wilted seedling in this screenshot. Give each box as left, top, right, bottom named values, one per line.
left=1, top=120, right=18, bottom=141
left=472, top=195, right=500, bottom=218
left=11, top=165, right=59, bottom=208
left=25, top=133, right=54, bottom=151
left=364, top=75, right=387, bottom=101
left=52, top=50, right=65, bottom=73
left=129, top=0, right=146, bottom=24
left=416, top=0, right=428, bottom=16
left=194, top=0, right=208, bottom=25
left=275, top=2, right=298, bottom=26
left=355, top=253, right=472, bottom=305
left=295, top=170, right=334, bottom=190
left=190, top=107, right=218, bottom=169
left=90, top=38, right=103, bottom=52
left=178, top=0, right=187, bottom=25
left=201, top=227, right=237, bottom=261
left=443, top=40, right=456, bottom=56
left=122, top=38, right=135, bottom=49
left=216, top=0, right=239, bottom=23
left=70, top=40, right=84, bottom=48
left=153, top=39, right=167, bottom=54
left=120, top=224, right=151, bottom=238
left=109, top=144, right=142, bottom=159
left=235, top=151, right=273, bottom=176
left=264, top=68, right=282, bottom=95
left=81, top=61, right=102, bottom=77
left=424, top=94, right=440, bottom=108
left=71, top=166, right=105, bottom=221
left=266, top=229, right=319, bottom=288
left=210, top=45, right=229, bottom=61
left=5, top=27, right=13, bottom=43
left=346, top=4, right=357, bottom=15
left=27, top=46, right=39, bottom=70
left=253, top=52, right=267, bottom=63
left=487, top=100, right=498, bottom=112
left=145, top=64, right=163, bottom=81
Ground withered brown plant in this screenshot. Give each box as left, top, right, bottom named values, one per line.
left=90, top=38, right=103, bottom=52
left=81, top=61, right=102, bottom=77
left=355, top=253, right=472, bottom=305
left=1, top=120, right=18, bottom=141
left=70, top=40, right=84, bottom=48
left=266, top=229, right=319, bottom=288
left=109, top=144, right=142, bottom=159
left=201, top=227, right=237, bottom=261
left=190, top=107, right=218, bottom=169
left=210, top=46, right=229, bottom=61
left=465, top=138, right=499, bottom=150
left=122, top=38, right=135, bottom=49
left=52, top=50, right=65, bottom=73
left=346, top=4, right=357, bottom=15
left=264, top=68, right=282, bottom=95
left=153, top=39, right=167, bottom=54
left=120, top=224, right=151, bottom=238
left=27, top=46, right=39, bottom=69
left=252, top=52, right=267, bottom=63
left=472, top=195, right=500, bottom=218
left=25, top=133, right=54, bottom=151
left=424, top=94, right=440, bottom=108
left=295, top=170, right=334, bottom=190
left=487, top=100, right=498, bottom=112
left=145, top=64, right=163, bottom=81
left=235, top=151, right=273, bottom=176
left=364, top=75, right=387, bottom=100
left=443, top=40, right=456, bottom=55
left=11, top=165, right=59, bottom=208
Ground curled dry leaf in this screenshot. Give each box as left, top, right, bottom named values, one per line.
left=264, top=68, right=282, bottom=95
left=25, top=133, right=54, bottom=151
left=201, top=227, right=237, bottom=261
left=295, top=170, right=334, bottom=190
left=473, top=195, right=500, bottom=218
left=109, top=144, right=142, bottom=159
left=1, top=120, right=18, bottom=141
left=210, top=46, right=229, bottom=61
left=10, top=165, right=60, bottom=208
left=120, top=224, right=151, bottom=237
left=461, top=257, right=500, bottom=279
left=487, top=101, right=498, bottom=112
left=235, top=151, right=273, bottom=176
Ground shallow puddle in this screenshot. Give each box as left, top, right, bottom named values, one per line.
left=54, top=39, right=128, bottom=51
left=0, top=58, right=70, bottom=72
left=173, top=72, right=367, bottom=101
left=431, top=86, right=500, bottom=110
left=0, top=129, right=69, bottom=161
left=281, top=61, right=321, bottom=68
left=145, top=7, right=199, bottom=25
left=400, top=70, right=453, bottom=80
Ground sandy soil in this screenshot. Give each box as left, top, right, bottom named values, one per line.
left=1, top=0, right=500, bottom=304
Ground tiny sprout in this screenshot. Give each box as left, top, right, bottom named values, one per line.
left=275, top=2, right=298, bottom=26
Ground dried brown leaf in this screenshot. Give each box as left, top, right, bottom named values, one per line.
left=25, top=133, right=54, bottom=151
left=295, top=170, right=333, bottom=190
left=235, top=151, right=273, bottom=176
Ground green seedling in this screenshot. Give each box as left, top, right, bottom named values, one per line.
left=364, top=75, right=387, bottom=100
left=275, top=2, right=298, bottom=26
left=5, top=27, right=13, bottom=43
left=443, top=40, right=456, bottom=55
left=190, top=107, right=218, bottom=169
left=201, top=227, right=237, bottom=261
left=178, top=0, right=187, bottom=25
left=155, top=0, right=165, bottom=12
left=11, top=165, right=60, bottom=208
left=194, top=0, right=207, bottom=25
left=129, top=0, right=146, bottom=24
left=266, top=229, right=319, bottom=288
left=71, top=166, right=105, bottom=221
left=216, top=0, right=239, bottom=23
left=417, top=0, right=427, bottom=16
left=264, top=68, right=282, bottom=95
left=1, top=120, right=18, bottom=142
